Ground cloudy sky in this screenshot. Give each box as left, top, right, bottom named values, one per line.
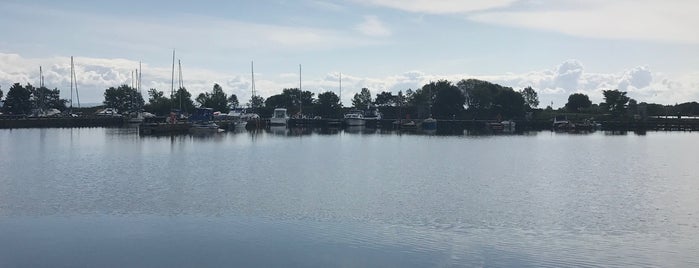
left=1, top=0, right=698, bottom=107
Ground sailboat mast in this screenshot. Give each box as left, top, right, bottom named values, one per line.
left=178, top=59, right=183, bottom=110
left=138, top=61, right=142, bottom=93
left=251, top=61, right=255, bottom=97
left=171, top=49, right=175, bottom=99
left=74, top=60, right=80, bottom=109
left=39, top=66, right=44, bottom=110
left=70, top=57, right=74, bottom=112
left=339, top=72, right=342, bottom=106
left=299, top=64, right=302, bottom=114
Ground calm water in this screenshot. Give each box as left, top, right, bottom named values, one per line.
left=1, top=127, right=698, bottom=267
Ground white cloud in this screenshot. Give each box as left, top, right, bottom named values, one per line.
left=2, top=53, right=697, bottom=108
left=355, top=15, right=392, bottom=37
left=469, top=0, right=699, bottom=44
left=353, top=0, right=517, bottom=14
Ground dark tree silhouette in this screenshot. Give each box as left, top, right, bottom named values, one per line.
left=565, top=93, right=592, bottom=112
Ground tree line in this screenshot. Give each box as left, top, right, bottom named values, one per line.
left=0, top=83, right=68, bottom=115
left=2, top=79, right=698, bottom=119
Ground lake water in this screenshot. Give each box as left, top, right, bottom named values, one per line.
left=1, top=127, right=698, bottom=267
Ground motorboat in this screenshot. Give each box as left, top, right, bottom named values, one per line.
left=344, top=111, right=365, bottom=126
left=270, top=108, right=289, bottom=126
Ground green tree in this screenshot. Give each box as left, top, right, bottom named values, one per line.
left=314, top=91, right=341, bottom=118
left=172, top=87, right=195, bottom=113
left=2, top=83, right=32, bottom=114
left=520, top=86, right=539, bottom=109
left=493, top=89, right=525, bottom=118
left=352, top=88, right=372, bottom=108
left=264, top=94, right=286, bottom=108
left=31, top=86, right=67, bottom=111
left=0, top=86, right=3, bottom=101
left=603, top=89, right=630, bottom=116
left=249, top=95, right=264, bottom=109
left=395, top=90, right=406, bottom=107
left=565, top=93, right=592, bottom=112
left=103, top=85, right=145, bottom=113
left=196, top=84, right=229, bottom=113
left=264, top=88, right=314, bottom=114
left=374, top=91, right=395, bottom=107
left=432, top=80, right=465, bottom=119
left=209, top=83, right=229, bottom=113
left=457, top=79, right=525, bottom=118
left=144, top=88, right=172, bottom=115
left=228, top=94, right=239, bottom=109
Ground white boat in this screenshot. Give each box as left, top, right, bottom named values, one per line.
left=270, top=108, right=289, bottom=126
left=553, top=115, right=570, bottom=130
left=501, top=120, right=516, bottom=133
left=344, top=112, right=365, bottom=126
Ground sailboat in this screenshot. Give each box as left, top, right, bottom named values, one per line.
left=128, top=62, right=145, bottom=123
left=69, top=56, right=81, bottom=116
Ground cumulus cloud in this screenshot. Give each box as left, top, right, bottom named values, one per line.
left=618, top=66, right=652, bottom=90
left=553, top=60, right=584, bottom=90
left=2, top=53, right=697, bottom=108
left=355, top=15, right=392, bottom=37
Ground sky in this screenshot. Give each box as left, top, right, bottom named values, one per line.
left=1, top=0, right=698, bottom=108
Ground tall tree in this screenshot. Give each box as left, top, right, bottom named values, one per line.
left=248, top=95, right=264, bottom=109
left=457, top=79, right=525, bottom=118
left=103, top=85, right=145, bottom=113
left=209, top=84, right=229, bottom=113
left=2, top=83, right=32, bottom=114
left=432, top=80, right=465, bottom=119
left=196, top=84, right=229, bottom=113
left=31, top=86, right=67, bottom=111
left=603, top=89, right=630, bottom=116
left=314, top=91, right=341, bottom=118
left=172, top=87, right=195, bottom=113
left=565, top=93, right=592, bottom=112
left=374, top=91, right=395, bottom=107
left=264, top=88, right=314, bottom=114
left=520, top=86, right=539, bottom=109
left=352, top=88, right=372, bottom=108
left=228, top=94, right=239, bottom=109
left=144, top=88, right=171, bottom=115
left=0, top=86, right=3, bottom=101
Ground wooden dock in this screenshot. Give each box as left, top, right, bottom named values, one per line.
left=0, top=116, right=126, bottom=128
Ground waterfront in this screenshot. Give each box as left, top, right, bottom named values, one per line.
left=1, top=128, right=698, bottom=267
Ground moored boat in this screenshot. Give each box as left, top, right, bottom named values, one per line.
left=270, top=108, right=289, bottom=126
left=344, top=111, right=365, bottom=126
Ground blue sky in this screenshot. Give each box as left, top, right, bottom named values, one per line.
left=1, top=0, right=698, bottom=107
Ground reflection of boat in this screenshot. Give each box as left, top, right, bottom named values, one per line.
left=399, top=120, right=417, bottom=130
left=190, top=121, right=221, bottom=134
left=344, top=125, right=364, bottom=134
left=270, top=108, right=289, bottom=126
left=269, top=125, right=288, bottom=135
left=501, top=120, right=515, bottom=132
left=344, top=111, right=365, bottom=126
left=421, top=117, right=437, bottom=130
